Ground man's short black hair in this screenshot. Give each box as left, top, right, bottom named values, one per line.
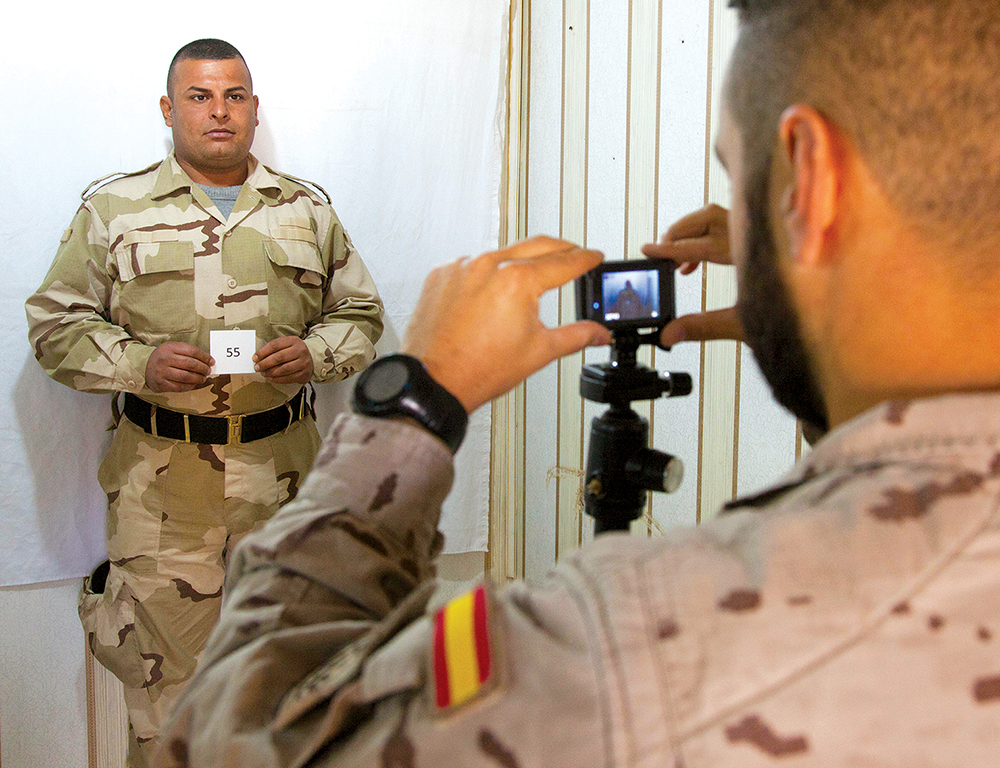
left=725, top=0, right=1000, bottom=249
left=166, top=38, right=250, bottom=97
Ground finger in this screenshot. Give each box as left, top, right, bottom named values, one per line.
left=253, top=339, right=287, bottom=362
left=166, top=355, right=212, bottom=377
left=641, top=237, right=727, bottom=265
left=167, top=342, right=213, bottom=365
left=254, top=349, right=286, bottom=369
left=262, top=356, right=304, bottom=375
left=659, top=308, right=743, bottom=347
left=677, top=261, right=700, bottom=275
left=167, top=361, right=211, bottom=380
left=485, top=235, right=579, bottom=265
left=664, top=203, right=727, bottom=242
left=503, top=246, right=605, bottom=295
left=543, top=320, right=613, bottom=360
left=256, top=338, right=306, bottom=367
left=261, top=350, right=310, bottom=375
left=163, top=378, right=206, bottom=392
left=261, top=363, right=309, bottom=383
left=192, top=348, right=214, bottom=365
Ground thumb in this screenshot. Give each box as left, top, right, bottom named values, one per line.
left=660, top=308, right=743, bottom=347
left=545, top=321, right=613, bottom=360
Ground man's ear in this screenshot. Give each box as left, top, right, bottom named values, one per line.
left=159, top=95, right=174, bottom=127
left=775, top=104, right=840, bottom=267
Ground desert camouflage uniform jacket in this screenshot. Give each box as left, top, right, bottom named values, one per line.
left=26, top=152, right=384, bottom=415
left=157, top=392, right=1000, bottom=767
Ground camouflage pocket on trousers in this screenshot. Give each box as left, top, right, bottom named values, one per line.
left=79, top=561, right=148, bottom=689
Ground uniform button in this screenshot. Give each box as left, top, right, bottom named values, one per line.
left=228, top=278, right=238, bottom=289
left=127, top=381, right=138, bottom=390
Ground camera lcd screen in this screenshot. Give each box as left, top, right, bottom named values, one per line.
left=601, top=268, right=660, bottom=324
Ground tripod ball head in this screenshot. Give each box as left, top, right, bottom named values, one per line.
left=579, top=330, right=691, bottom=534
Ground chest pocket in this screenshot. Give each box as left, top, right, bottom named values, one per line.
left=263, top=218, right=327, bottom=327
left=114, top=234, right=196, bottom=334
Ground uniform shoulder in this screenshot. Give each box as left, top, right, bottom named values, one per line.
left=81, top=159, right=164, bottom=201
left=265, top=165, right=333, bottom=206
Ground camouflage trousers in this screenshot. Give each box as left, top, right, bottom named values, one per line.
left=79, top=415, right=320, bottom=768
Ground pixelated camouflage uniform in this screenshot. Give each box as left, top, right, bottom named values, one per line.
left=158, top=392, right=1000, bottom=767
left=25, top=152, right=384, bottom=767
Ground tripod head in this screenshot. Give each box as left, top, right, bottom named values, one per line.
left=580, top=330, right=692, bottom=534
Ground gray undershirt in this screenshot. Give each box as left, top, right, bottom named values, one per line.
left=198, top=184, right=242, bottom=219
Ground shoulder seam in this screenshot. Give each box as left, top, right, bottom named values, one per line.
left=266, top=166, right=332, bottom=205
left=81, top=160, right=163, bottom=201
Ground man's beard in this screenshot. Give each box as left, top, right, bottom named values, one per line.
left=737, top=170, right=830, bottom=434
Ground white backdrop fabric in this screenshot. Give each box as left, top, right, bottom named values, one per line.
left=0, top=1, right=508, bottom=587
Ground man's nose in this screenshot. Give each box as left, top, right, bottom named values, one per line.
left=211, top=97, right=229, bottom=119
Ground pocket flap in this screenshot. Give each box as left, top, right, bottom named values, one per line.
left=264, top=236, right=326, bottom=275
left=116, top=239, right=194, bottom=282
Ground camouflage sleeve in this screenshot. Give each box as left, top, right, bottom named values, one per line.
left=157, top=414, right=453, bottom=765
left=304, top=216, right=384, bottom=383
left=25, top=201, right=153, bottom=393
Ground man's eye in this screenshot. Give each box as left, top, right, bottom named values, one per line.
left=191, top=94, right=208, bottom=102
left=229, top=94, right=244, bottom=101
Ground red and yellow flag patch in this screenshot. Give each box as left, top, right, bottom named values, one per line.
left=432, top=584, right=496, bottom=711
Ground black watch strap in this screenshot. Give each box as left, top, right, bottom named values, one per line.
left=353, top=354, right=468, bottom=453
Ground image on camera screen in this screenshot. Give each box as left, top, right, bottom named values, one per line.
left=601, top=268, right=660, bottom=323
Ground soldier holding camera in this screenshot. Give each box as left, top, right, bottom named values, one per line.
left=159, top=1, right=1000, bottom=765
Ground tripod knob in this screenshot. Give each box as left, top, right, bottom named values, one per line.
left=626, top=448, right=684, bottom=494
left=665, top=372, right=693, bottom=398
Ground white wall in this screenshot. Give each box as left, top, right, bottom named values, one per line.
left=3, top=0, right=506, bottom=590
left=0, top=582, right=89, bottom=768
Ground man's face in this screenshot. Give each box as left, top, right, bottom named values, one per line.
left=717, top=103, right=830, bottom=433
left=159, top=57, right=258, bottom=184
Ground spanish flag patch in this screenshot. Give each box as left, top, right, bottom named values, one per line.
left=432, top=584, right=497, bottom=712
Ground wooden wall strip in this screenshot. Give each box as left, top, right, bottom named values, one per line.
left=555, top=0, right=591, bottom=559
left=698, top=0, right=740, bottom=523
left=489, top=0, right=530, bottom=584
left=86, top=646, right=127, bottom=768
left=625, top=0, right=663, bottom=535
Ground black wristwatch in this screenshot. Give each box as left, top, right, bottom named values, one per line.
left=353, top=354, right=468, bottom=453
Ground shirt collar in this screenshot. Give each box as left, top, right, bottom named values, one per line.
left=151, top=152, right=283, bottom=199
left=723, top=391, right=1000, bottom=512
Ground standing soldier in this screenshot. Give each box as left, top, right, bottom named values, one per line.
left=24, top=38, right=384, bottom=767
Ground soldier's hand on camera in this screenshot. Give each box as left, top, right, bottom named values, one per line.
left=641, top=203, right=744, bottom=347
left=254, top=336, right=314, bottom=384
left=145, top=342, right=213, bottom=392
left=402, top=236, right=612, bottom=414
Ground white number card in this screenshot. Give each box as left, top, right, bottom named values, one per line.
left=210, top=330, right=258, bottom=375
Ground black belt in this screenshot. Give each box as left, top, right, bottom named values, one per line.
left=122, top=388, right=310, bottom=445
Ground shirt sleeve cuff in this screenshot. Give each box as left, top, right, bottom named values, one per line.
left=117, top=342, right=154, bottom=392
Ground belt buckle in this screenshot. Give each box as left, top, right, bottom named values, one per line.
left=227, top=414, right=244, bottom=445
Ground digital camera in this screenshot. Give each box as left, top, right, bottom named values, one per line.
left=575, top=258, right=675, bottom=333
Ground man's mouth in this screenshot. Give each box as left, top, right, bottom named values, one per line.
left=205, top=128, right=235, bottom=138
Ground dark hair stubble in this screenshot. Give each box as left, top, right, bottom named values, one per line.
left=736, top=158, right=830, bottom=434
left=166, top=38, right=250, bottom=97
left=727, top=0, right=1000, bottom=249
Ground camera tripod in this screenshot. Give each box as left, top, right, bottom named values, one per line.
left=580, top=330, right=692, bottom=534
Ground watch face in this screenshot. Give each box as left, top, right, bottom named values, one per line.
left=354, top=354, right=468, bottom=453
left=365, top=358, right=410, bottom=404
